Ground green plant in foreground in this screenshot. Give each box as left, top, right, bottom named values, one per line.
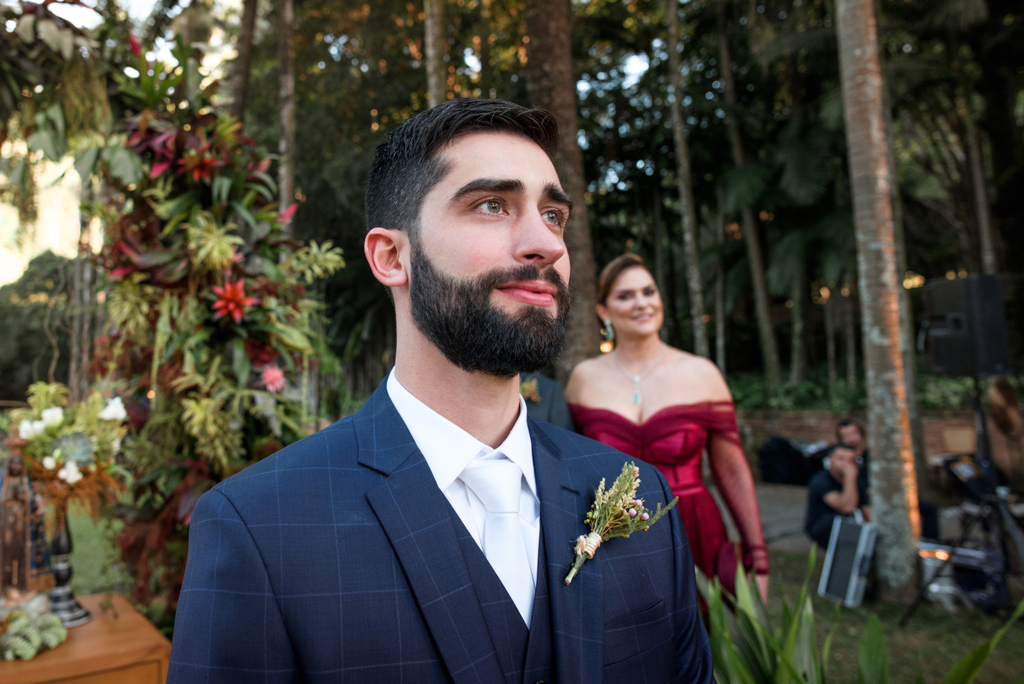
left=0, top=613, right=67, bottom=661
left=696, top=548, right=1024, bottom=684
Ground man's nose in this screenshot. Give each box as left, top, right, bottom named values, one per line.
left=513, top=210, right=566, bottom=266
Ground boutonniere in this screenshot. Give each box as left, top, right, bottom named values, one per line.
left=564, top=462, right=678, bottom=585
left=520, top=377, right=541, bottom=404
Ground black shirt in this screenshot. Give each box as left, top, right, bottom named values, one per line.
left=804, top=468, right=869, bottom=548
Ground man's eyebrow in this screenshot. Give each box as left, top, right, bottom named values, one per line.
left=449, top=178, right=525, bottom=203
left=544, top=183, right=574, bottom=214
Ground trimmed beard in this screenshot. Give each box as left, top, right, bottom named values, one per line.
left=409, top=241, right=570, bottom=379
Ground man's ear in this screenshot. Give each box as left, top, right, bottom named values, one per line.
left=365, top=228, right=409, bottom=288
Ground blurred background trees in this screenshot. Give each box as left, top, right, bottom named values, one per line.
left=2, top=0, right=1020, bottom=405
left=0, top=0, right=1021, bottom=616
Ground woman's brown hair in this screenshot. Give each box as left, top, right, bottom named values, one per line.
left=597, top=253, right=648, bottom=306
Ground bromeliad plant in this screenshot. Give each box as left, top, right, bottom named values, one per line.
left=698, top=549, right=1024, bottom=684
left=74, top=38, right=344, bottom=630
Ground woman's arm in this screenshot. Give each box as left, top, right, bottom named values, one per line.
left=707, top=431, right=770, bottom=573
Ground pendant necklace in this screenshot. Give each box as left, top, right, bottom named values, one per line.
left=613, top=344, right=667, bottom=406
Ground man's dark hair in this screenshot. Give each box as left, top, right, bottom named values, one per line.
left=836, top=417, right=865, bottom=439
left=364, top=98, right=559, bottom=237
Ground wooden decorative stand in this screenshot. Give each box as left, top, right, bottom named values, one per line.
left=0, top=593, right=171, bottom=684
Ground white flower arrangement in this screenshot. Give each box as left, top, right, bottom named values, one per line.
left=97, top=397, right=127, bottom=422
left=57, top=461, right=82, bottom=485
left=41, top=407, right=64, bottom=427
left=9, top=382, right=127, bottom=522
left=18, top=420, right=46, bottom=440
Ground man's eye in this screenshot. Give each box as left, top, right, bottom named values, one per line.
left=481, top=200, right=503, bottom=214
left=542, top=209, right=563, bottom=225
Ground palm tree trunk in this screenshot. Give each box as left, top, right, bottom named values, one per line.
left=79, top=251, right=92, bottom=396
left=652, top=188, right=667, bottom=306
left=68, top=240, right=83, bottom=402
left=714, top=207, right=726, bottom=374
left=716, top=9, right=782, bottom=385
left=961, top=98, right=997, bottom=274
left=885, top=80, right=931, bottom=498
left=843, top=283, right=856, bottom=390
left=835, top=0, right=919, bottom=602
left=477, top=0, right=493, bottom=96
left=278, top=0, right=296, bottom=236
left=230, top=0, right=258, bottom=122
left=666, top=0, right=708, bottom=358
left=825, top=295, right=837, bottom=386
left=524, top=0, right=599, bottom=382
left=425, top=0, right=447, bottom=107
left=789, top=265, right=806, bottom=384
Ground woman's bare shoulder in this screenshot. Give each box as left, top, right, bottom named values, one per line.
left=565, top=354, right=613, bottom=401
left=661, top=348, right=732, bottom=401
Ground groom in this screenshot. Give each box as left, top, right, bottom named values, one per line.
left=168, top=98, right=711, bottom=683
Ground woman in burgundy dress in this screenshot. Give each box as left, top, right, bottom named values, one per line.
left=565, top=254, right=769, bottom=600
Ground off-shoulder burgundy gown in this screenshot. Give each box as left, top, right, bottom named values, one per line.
left=568, top=402, right=768, bottom=585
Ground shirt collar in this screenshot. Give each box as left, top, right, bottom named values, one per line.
left=386, top=369, right=537, bottom=497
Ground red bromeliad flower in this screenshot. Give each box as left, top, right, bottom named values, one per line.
left=211, top=281, right=259, bottom=324
left=128, top=30, right=141, bottom=57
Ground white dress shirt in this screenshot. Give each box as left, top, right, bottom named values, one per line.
left=386, top=370, right=541, bottom=589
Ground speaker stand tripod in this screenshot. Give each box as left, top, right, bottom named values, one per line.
left=900, top=379, right=1024, bottom=626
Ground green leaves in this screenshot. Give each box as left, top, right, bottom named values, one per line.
left=232, top=337, right=251, bottom=386
left=939, top=599, right=1024, bottom=684
left=700, top=547, right=1024, bottom=684
left=102, top=146, right=144, bottom=186
left=722, top=165, right=769, bottom=214
left=858, top=616, right=888, bottom=684
left=27, top=104, right=66, bottom=161
left=281, top=241, right=347, bottom=284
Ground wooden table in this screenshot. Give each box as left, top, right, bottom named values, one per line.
left=0, top=593, right=171, bottom=684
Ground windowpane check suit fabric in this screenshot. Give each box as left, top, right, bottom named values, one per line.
left=168, top=382, right=712, bottom=683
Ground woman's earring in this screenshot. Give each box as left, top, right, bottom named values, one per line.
left=599, top=320, right=615, bottom=353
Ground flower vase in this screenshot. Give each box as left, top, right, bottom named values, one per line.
left=49, top=514, right=91, bottom=627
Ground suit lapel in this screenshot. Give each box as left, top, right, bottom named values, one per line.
left=530, top=420, right=604, bottom=684
left=358, top=385, right=505, bottom=684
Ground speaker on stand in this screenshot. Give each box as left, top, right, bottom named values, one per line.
left=902, top=274, right=1023, bottom=625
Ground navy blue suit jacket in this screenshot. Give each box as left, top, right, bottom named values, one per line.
left=169, top=383, right=711, bottom=683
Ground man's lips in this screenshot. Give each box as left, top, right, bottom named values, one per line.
left=495, top=280, right=558, bottom=306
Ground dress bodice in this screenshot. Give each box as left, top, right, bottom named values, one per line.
left=568, top=405, right=712, bottom=495
left=568, top=399, right=767, bottom=583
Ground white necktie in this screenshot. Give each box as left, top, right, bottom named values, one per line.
left=459, top=455, right=535, bottom=627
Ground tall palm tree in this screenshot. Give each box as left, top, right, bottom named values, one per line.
left=425, top=0, right=447, bottom=107
left=835, top=0, right=919, bottom=602
left=525, top=0, right=600, bottom=381
left=278, top=0, right=296, bottom=236
left=230, top=0, right=259, bottom=122
left=716, top=4, right=783, bottom=387
left=665, top=0, right=708, bottom=358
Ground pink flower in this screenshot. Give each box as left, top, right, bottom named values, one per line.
left=128, top=30, right=141, bottom=57
left=260, top=365, right=286, bottom=393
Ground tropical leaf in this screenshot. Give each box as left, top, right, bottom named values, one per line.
left=755, top=26, right=836, bottom=63
left=858, top=616, right=888, bottom=684
left=722, top=165, right=769, bottom=214
left=939, top=598, right=1024, bottom=684
left=778, top=130, right=835, bottom=206
left=924, top=0, right=988, bottom=30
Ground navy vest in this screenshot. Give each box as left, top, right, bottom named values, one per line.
left=448, top=508, right=554, bottom=684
